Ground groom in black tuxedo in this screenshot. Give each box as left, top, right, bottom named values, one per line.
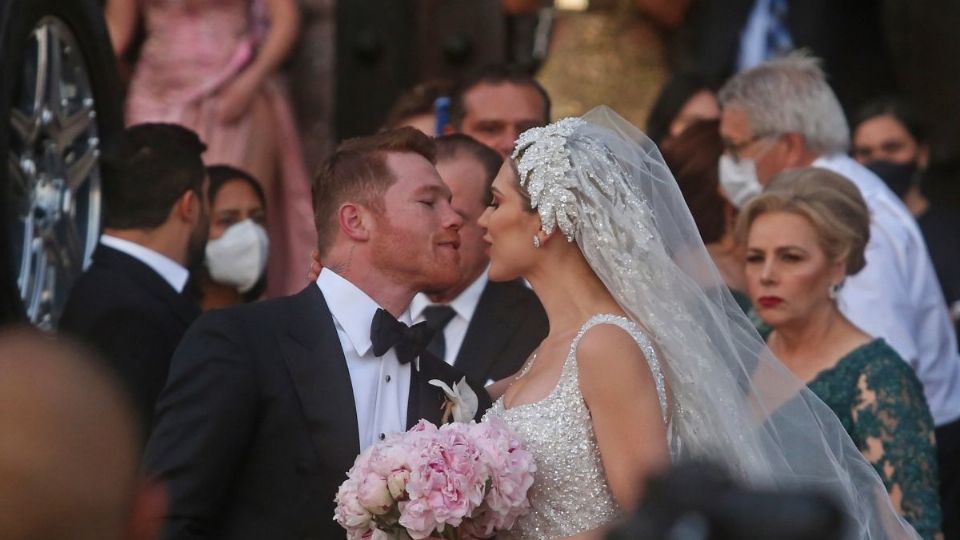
left=144, top=128, right=491, bottom=540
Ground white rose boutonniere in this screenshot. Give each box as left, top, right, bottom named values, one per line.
left=428, top=376, right=479, bottom=424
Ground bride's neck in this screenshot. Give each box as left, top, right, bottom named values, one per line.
left=526, top=247, right=623, bottom=336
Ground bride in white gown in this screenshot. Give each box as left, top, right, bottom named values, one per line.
left=479, top=107, right=918, bottom=540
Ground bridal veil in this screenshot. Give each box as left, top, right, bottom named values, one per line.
left=511, top=106, right=918, bottom=539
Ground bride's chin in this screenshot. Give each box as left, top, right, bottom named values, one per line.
left=486, top=264, right=520, bottom=283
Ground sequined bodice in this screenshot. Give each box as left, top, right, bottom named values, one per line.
left=484, top=314, right=668, bottom=539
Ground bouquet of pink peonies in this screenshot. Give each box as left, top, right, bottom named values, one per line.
left=334, top=418, right=536, bottom=540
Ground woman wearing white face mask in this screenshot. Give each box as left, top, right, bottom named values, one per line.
left=201, top=165, right=271, bottom=311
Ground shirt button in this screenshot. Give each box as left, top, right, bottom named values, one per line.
left=385, top=375, right=391, bottom=383
left=379, top=433, right=386, bottom=441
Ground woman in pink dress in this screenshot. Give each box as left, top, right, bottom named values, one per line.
left=105, top=0, right=316, bottom=297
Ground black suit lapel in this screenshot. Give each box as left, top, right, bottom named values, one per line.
left=407, top=354, right=445, bottom=428
left=279, top=285, right=361, bottom=465
left=456, top=282, right=513, bottom=382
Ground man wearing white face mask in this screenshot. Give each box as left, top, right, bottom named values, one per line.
left=716, top=134, right=777, bottom=207
left=201, top=165, right=271, bottom=311
left=718, top=53, right=960, bottom=518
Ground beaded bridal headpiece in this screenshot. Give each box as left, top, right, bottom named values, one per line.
left=511, top=117, right=585, bottom=242
left=511, top=116, right=655, bottom=250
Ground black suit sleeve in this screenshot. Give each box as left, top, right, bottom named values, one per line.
left=144, top=310, right=259, bottom=540
left=487, top=286, right=548, bottom=383
left=489, top=315, right=547, bottom=383
left=82, top=308, right=171, bottom=428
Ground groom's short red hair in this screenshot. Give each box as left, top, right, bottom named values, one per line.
left=312, top=127, right=437, bottom=255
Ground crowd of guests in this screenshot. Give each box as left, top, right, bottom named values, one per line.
left=1, top=1, right=958, bottom=539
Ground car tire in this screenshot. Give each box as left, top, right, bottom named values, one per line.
left=0, top=0, right=122, bottom=328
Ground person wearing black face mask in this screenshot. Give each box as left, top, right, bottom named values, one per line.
left=851, top=98, right=930, bottom=216
left=851, top=98, right=959, bottom=322
left=853, top=99, right=960, bottom=535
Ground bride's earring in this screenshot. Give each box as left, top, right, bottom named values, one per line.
left=532, top=235, right=541, bottom=249
left=828, top=283, right=841, bottom=300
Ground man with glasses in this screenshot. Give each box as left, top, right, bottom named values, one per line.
left=718, top=53, right=960, bottom=533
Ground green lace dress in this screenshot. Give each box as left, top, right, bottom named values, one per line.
left=807, top=339, right=942, bottom=539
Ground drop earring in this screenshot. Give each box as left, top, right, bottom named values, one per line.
left=533, top=235, right=541, bottom=249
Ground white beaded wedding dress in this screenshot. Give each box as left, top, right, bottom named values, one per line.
left=485, top=314, right=667, bottom=539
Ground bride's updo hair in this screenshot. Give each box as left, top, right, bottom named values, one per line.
left=735, top=167, right=870, bottom=275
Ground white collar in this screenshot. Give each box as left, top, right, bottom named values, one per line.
left=315, top=268, right=412, bottom=356
left=99, top=235, right=190, bottom=293
left=812, top=153, right=887, bottom=196
left=410, top=268, right=489, bottom=322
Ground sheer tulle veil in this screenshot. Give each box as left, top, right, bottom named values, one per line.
left=511, top=106, right=918, bottom=539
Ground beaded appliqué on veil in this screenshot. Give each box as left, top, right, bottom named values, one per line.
left=483, top=314, right=668, bottom=539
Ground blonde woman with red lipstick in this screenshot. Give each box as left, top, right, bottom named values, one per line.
left=738, top=167, right=942, bottom=539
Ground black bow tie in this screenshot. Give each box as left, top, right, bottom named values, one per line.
left=370, top=308, right=435, bottom=365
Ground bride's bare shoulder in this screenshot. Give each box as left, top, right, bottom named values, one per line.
left=575, top=323, right=655, bottom=384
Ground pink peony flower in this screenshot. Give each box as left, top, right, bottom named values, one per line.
left=396, top=498, right=437, bottom=539
left=357, top=471, right=394, bottom=515
left=334, top=476, right=374, bottom=532
left=467, top=418, right=537, bottom=535
left=401, top=422, right=487, bottom=535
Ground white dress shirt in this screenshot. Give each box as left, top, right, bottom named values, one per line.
left=316, top=268, right=412, bottom=451
left=410, top=271, right=489, bottom=367
left=99, top=234, right=189, bottom=293
left=814, top=154, right=960, bottom=425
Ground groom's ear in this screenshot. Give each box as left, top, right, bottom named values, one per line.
left=337, top=202, right=371, bottom=243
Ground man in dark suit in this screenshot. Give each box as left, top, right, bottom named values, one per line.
left=410, top=134, right=548, bottom=385
left=144, top=128, right=491, bottom=540
left=59, top=124, right=208, bottom=432
left=669, top=0, right=898, bottom=116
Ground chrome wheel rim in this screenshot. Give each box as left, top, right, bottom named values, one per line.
left=8, top=17, right=102, bottom=330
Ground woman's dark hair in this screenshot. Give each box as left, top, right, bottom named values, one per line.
left=206, top=165, right=266, bottom=208
left=646, top=72, right=717, bottom=146
left=851, top=97, right=926, bottom=144
left=660, top=120, right=729, bottom=245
